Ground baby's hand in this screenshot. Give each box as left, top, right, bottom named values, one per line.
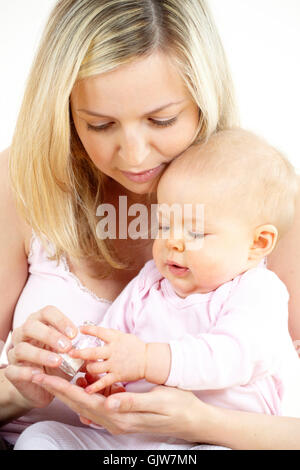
left=77, top=372, right=126, bottom=396
left=69, top=325, right=147, bottom=393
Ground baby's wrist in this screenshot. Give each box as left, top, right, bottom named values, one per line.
left=144, top=343, right=171, bottom=384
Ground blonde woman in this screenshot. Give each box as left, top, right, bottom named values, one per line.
left=0, top=0, right=299, bottom=450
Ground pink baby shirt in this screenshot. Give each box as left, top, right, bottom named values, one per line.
left=100, top=259, right=298, bottom=415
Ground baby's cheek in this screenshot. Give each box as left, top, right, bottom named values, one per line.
left=152, top=239, right=163, bottom=266
left=189, top=255, right=218, bottom=284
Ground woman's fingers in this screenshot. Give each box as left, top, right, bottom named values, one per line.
left=34, top=306, right=77, bottom=338
left=7, top=341, right=63, bottom=368
left=5, top=364, right=44, bottom=383
left=31, top=373, right=105, bottom=412
left=12, top=306, right=77, bottom=352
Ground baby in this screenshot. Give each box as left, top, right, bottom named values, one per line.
left=15, top=128, right=299, bottom=450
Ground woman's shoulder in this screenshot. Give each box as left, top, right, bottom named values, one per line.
left=0, top=147, right=32, bottom=257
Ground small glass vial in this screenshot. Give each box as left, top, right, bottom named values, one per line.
left=59, top=321, right=102, bottom=377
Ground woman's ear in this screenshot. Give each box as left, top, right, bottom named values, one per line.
left=248, top=224, right=278, bottom=260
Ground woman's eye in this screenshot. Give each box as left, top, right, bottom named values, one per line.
left=149, top=117, right=177, bottom=128
left=87, top=123, right=113, bottom=132
left=86, top=117, right=177, bottom=132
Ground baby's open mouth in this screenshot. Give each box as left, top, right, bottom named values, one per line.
left=166, top=261, right=190, bottom=277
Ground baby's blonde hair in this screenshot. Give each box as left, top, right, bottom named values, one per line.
left=9, top=0, right=238, bottom=276
left=165, top=128, right=298, bottom=239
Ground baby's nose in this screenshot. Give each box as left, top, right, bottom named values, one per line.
left=166, top=238, right=185, bottom=252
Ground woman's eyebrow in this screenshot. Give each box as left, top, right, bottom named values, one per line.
left=76, top=100, right=186, bottom=118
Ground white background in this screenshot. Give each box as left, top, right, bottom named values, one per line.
left=1, top=1, right=300, bottom=416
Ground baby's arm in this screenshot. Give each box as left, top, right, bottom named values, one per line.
left=72, top=267, right=288, bottom=393
left=84, top=268, right=288, bottom=392
left=166, top=269, right=291, bottom=390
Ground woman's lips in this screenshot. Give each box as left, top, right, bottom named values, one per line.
left=121, top=164, right=165, bottom=183
left=167, top=261, right=190, bottom=277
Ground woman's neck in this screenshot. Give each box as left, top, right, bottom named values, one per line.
left=106, top=177, right=157, bottom=206
left=101, top=177, right=155, bottom=268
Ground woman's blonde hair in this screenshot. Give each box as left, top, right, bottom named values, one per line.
left=9, top=0, right=239, bottom=277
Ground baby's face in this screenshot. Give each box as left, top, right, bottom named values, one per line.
left=153, top=174, right=254, bottom=298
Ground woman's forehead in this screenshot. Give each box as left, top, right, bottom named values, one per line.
left=71, top=51, right=191, bottom=116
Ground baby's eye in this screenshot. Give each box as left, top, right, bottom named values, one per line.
left=188, top=231, right=205, bottom=239
left=158, top=225, right=170, bottom=232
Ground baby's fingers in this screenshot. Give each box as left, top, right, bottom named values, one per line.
left=79, top=325, right=117, bottom=343
left=79, top=416, right=92, bottom=425
left=69, top=346, right=109, bottom=361
left=85, top=373, right=116, bottom=394
left=110, top=383, right=126, bottom=394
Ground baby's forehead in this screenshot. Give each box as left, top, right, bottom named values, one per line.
left=159, top=130, right=272, bottom=192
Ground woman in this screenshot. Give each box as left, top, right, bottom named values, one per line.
left=0, top=0, right=299, bottom=450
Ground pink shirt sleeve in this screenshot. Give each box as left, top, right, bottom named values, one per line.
left=166, top=268, right=290, bottom=390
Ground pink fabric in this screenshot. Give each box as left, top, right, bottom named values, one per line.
left=0, top=231, right=112, bottom=445
left=100, top=259, right=298, bottom=415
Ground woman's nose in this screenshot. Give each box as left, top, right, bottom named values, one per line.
left=166, top=238, right=185, bottom=252
left=118, top=128, right=150, bottom=167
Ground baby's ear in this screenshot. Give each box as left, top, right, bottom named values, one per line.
left=248, top=224, right=278, bottom=260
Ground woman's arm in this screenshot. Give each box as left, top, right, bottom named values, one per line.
left=0, top=367, right=37, bottom=425
left=205, top=406, right=300, bottom=450
left=0, top=147, right=35, bottom=423
left=0, top=148, right=29, bottom=346
left=267, top=175, right=300, bottom=344
left=0, top=148, right=77, bottom=424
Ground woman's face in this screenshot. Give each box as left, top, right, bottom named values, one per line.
left=70, top=51, right=199, bottom=195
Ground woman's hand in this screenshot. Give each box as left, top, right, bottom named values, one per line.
left=30, top=372, right=212, bottom=442
left=4, top=305, right=77, bottom=410
left=76, top=371, right=126, bottom=425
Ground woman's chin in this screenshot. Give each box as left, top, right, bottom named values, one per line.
left=115, top=175, right=160, bottom=196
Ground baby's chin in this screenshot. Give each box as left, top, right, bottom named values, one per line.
left=173, top=288, right=189, bottom=299
left=171, top=279, right=218, bottom=297
left=165, top=275, right=195, bottom=299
